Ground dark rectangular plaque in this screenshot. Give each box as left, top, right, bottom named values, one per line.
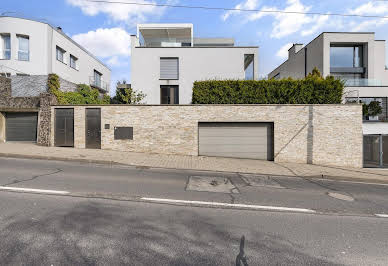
left=114, top=127, right=133, bottom=140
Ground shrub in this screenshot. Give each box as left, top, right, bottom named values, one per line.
left=48, top=74, right=110, bottom=105
left=192, top=71, right=344, bottom=104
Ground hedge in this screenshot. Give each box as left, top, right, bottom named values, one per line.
left=192, top=76, right=344, bottom=104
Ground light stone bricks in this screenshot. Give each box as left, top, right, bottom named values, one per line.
left=50, top=104, right=363, bottom=168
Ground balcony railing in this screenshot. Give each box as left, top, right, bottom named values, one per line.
left=89, top=76, right=109, bottom=92
left=344, top=79, right=383, bottom=87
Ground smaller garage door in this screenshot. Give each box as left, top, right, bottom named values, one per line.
left=6, top=112, right=38, bottom=141
left=198, top=122, right=274, bottom=160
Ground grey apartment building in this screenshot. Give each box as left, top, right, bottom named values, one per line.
left=268, top=32, right=388, bottom=167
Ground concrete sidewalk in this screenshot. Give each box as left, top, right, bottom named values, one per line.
left=1, top=142, right=388, bottom=182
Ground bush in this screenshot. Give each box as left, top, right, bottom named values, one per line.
left=48, top=74, right=109, bottom=105
left=192, top=71, right=344, bottom=104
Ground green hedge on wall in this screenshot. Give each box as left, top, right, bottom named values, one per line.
left=192, top=76, right=344, bottom=104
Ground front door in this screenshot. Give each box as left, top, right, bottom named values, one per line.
left=54, top=108, right=74, bottom=147
left=85, top=108, right=101, bottom=149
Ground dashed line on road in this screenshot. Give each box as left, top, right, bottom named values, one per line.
left=0, top=186, right=70, bottom=195
left=375, top=214, right=388, bottom=218
left=141, top=197, right=316, bottom=213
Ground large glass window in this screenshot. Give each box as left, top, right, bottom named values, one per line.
left=56, top=46, right=65, bottom=63
left=160, top=85, right=179, bottom=104
left=330, top=45, right=363, bottom=68
left=1, top=34, right=10, bottom=60
left=94, top=70, right=102, bottom=88
left=244, top=54, right=254, bottom=80
left=17, top=35, right=29, bottom=61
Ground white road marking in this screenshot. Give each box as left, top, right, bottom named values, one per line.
left=141, top=197, right=316, bottom=213
left=375, top=214, right=388, bottom=218
left=0, top=186, right=69, bottom=195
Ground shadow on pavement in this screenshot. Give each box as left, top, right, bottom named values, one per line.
left=0, top=201, right=341, bottom=265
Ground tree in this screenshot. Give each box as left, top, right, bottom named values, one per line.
left=110, top=82, right=146, bottom=104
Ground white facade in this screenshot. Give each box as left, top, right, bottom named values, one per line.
left=131, top=24, right=259, bottom=104
left=0, top=16, right=110, bottom=91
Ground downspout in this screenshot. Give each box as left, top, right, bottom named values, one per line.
left=304, top=47, right=307, bottom=77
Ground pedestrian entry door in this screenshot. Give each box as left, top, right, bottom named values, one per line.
left=86, top=108, right=101, bottom=149
left=54, top=108, right=74, bottom=147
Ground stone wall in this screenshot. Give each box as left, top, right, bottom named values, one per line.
left=0, top=76, right=57, bottom=146
left=51, top=104, right=363, bottom=168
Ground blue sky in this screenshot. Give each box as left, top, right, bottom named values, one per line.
left=2, top=0, right=388, bottom=95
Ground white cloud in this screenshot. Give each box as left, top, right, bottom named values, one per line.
left=67, top=0, right=167, bottom=25
left=222, top=0, right=260, bottom=21
left=347, top=1, right=388, bottom=31
left=72, top=27, right=131, bottom=67
left=222, top=0, right=328, bottom=38
left=349, top=1, right=388, bottom=15
left=276, top=42, right=293, bottom=59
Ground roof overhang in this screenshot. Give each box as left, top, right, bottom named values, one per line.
left=137, top=24, right=193, bottom=45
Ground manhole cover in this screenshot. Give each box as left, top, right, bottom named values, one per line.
left=240, top=174, right=284, bottom=188
left=186, top=176, right=239, bottom=193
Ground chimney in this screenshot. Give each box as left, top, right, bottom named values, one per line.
left=288, top=43, right=303, bottom=59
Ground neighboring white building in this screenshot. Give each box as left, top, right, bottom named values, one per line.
left=131, top=23, right=259, bottom=104
left=268, top=32, right=388, bottom=167
left=0, top=16, right=110, bottom=92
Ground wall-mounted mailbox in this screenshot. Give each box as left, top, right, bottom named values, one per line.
left=114, top=127, right=133, bottom=140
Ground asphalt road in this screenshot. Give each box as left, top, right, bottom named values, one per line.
left=0, top=191, right=387, bottom=265
left=1, top=157, right=388, bottom=265
left=1, top=157, right=388, bottom=216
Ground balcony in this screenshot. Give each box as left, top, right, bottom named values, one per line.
left=344, top=79, right=383, bottom=87
left=89, top=76, right=109, bottom=92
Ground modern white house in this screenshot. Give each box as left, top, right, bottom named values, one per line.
left=130, top=23, right=259, bottom=104
left=268, top=32, right=388, bottom=167
left=0, top=16, right=111, bottom=92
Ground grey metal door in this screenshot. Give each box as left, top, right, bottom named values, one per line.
left=6, top=112, right=38, bottom=141
left=55, top=108, right=74, bottom=147
left=86, top=108, right=101, bottom=149
left=198, top=122, right=274, bottom=160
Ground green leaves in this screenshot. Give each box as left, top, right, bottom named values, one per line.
left=192, top=75, right=344, bottom=104
left=47, top=74, right=109, bottom=105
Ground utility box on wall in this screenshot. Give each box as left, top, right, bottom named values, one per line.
left=114, top=127, right=133, bottom=140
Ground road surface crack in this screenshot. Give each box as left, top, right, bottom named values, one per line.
left=2, top=168, right=63, bottom=186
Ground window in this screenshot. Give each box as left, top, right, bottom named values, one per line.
left=94, top=70, right=102, bottom=88
left=160, top=85, right=179, bottom=104
left=17, top=35, right=29, bottom=61
left=0, top=73, right=11, bottom=77
left=160, top=58, right=179, bottom=79
left=0, top=34, right=11, bottom=60
left=56, top=46, right=65, bottom=63
left=70, top=54, right=78, bottom=69
left=244, top=54, right=254, bottom=80
left=330, top=45, right=363, bottom=68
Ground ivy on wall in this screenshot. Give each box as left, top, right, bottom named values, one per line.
left=47, top=73, right=110, bottom=105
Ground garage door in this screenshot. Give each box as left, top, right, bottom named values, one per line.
left=198, top=122, right=274, bottom=160
left=6, top=112, right=38, bottom=141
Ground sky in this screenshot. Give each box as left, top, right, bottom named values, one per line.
left=2, top=0, right=388, bottom=95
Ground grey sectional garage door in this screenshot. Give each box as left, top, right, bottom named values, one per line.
left=6, top=112, right=38, bottom=141
left=198, top=122, right=273, bottom=160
